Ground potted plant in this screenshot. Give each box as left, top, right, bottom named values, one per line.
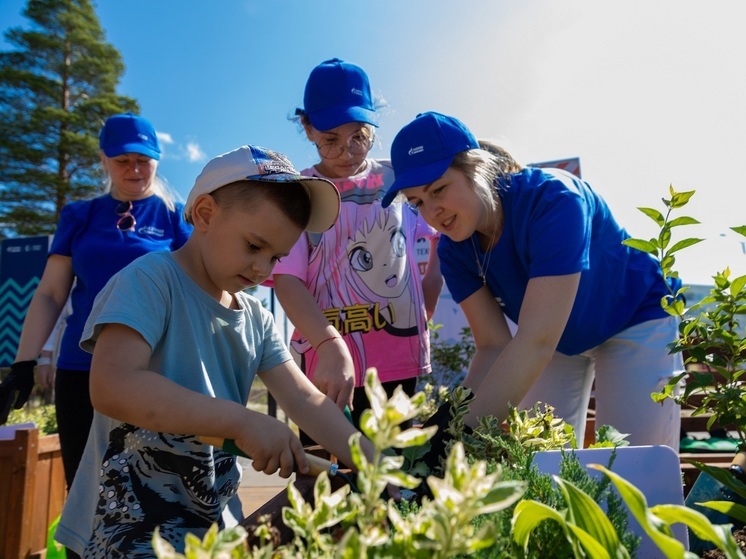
left=152, top=370, right=744, bottom=558
left=622, top=187, right=746, bottom=451
left=620, top=187, right=746, bottom=557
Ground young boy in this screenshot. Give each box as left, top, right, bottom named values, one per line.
left=55, top=145, right=378, bottom=557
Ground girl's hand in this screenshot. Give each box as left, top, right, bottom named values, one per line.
left=312, top=337, right=355, bottom=410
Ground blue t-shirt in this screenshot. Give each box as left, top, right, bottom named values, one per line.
left=50, top=193, right=192, bottom=369
left=439, top=167, right=675, bottom=355
left=56, top=251, right=292, bottom=557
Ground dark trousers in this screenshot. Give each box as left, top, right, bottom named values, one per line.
left=54, top=369, right=93, bottom=490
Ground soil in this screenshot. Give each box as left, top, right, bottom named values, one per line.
left=700, top=525, right=746, bottom=558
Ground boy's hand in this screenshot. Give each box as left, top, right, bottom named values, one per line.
left=234, top=413, right=309, bottom=478
left=312, top=338, right=355, bottom=410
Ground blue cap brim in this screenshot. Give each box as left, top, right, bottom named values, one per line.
left=308, top=106, right=378, bottom=131
left=382, top=156, right=452, bottom=208
left=103, top=143, right=161, bottom=160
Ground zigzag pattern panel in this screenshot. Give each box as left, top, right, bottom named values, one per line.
left=1, top=235, right=50, bottom=368
left=0, top=277, right=40, bottom=367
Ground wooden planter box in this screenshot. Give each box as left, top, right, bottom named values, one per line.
left=0, top=427, right=66, bottom=559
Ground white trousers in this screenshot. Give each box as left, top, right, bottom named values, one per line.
left=519, top=315, right=682, bottom=450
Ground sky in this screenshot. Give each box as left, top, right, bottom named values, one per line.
left=1, top=0, right=745, bottom=287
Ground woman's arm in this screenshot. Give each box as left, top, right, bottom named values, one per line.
left=273, top=273, right=355, bottom=409
left=461, top=273, right=581, bottom=427
left=90, top=323, right=308, bottom=477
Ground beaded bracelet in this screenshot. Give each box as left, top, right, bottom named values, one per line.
left=315, top=335, right=342, bottom=351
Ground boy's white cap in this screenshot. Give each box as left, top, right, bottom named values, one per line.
left=185, top=145, right=340, bottom=233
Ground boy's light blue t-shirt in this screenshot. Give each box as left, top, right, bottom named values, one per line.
left=56, top=251, right=291, bottom=557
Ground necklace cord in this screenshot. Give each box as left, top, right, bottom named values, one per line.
left=470, top=204, right=501, bottom=286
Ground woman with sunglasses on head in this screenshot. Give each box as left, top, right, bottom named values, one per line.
left=383, top=112, right=683, bottom=459
left=0, top=114, right=192, bottom=517
left=267, top=59, right=442, bottom=436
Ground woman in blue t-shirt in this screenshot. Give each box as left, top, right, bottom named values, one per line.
left=382, top=111, right=682, bottom=453
left=0, top=113, right=192, bottom=500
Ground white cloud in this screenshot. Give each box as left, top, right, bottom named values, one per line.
left=156, top=131, right=174, bottom=145
left=184, top=142, right=207, bottom=163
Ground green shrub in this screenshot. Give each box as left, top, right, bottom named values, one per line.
left=7, top=404, right=58, bottom=435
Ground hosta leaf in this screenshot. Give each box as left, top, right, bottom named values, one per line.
left=555, top=476, right=627, bottom=557
left=566, top=524, right=614, bottom=559
left=512, top=499, right=568, bottom=549
left=698, top=500, right=746, bottom=525
left=652, top=503, right=745, bottom=558
left=590, top=464, right=686, bottom=558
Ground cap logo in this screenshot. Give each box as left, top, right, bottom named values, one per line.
left=351, top=87, right=363, bottom=96
left=137, top=133, right=149, bottom=141
left=408, top=146, right=424, bottom=156
left=258, top=160, right=293, bottom=175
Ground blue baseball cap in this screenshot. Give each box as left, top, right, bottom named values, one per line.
left=302, top=58, right=378, bottom=131
left=382, top=112, right=478, bottom=207
left=99, top=112, right=161, bottom=160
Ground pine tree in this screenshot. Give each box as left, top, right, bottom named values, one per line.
left=0, top=0, right=138, bottom=237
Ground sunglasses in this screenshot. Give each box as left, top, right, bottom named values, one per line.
left=115, top=200, right=136, bottom=232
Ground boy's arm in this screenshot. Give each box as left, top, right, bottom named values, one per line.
left=259, top=359, right=376, bottom=469
left=273, top=274, right=354, bottom=409
left=90, top=323, right=308, bottom=478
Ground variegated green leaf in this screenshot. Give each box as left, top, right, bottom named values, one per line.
left=652, top=503, right=745, bottom=558
left=555, top=476, right=629, bottom=557
left=589, top=464, right=686, bottom=558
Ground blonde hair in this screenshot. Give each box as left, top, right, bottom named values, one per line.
left=449, top=142, right=521, bottom=213
left=476, top=139, right=523, bottom=174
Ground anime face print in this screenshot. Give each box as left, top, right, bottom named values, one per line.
left=347, top=211, right=410, bottom=301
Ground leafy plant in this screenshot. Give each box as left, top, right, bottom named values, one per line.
left=593, top=464, right=744, bottom=558
left=417, top=325, right=475, bottom=420
left=623, top=186, right=746, bottom=450
left=151, top=368, right=746, bottom=558
left=6, top=403, right=58, bottom=435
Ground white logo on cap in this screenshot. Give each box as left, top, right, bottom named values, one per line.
left=138, top=133, right=149, bottom=141
left=351, top=87, right=363, bottom=96
left=259, top=160, right=292, bottom=175
left=408, top=146, right=424, bottom=156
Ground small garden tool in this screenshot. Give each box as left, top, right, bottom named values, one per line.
left=198, top=435, right=359, bottom=492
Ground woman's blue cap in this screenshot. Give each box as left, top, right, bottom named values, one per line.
left=302, top=58, right=378, bottom=131
left=99, top=112, right=161, bottom=160
left=382, top=112, right=478, bottom=207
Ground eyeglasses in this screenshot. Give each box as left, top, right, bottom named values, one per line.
left=115, top=200, right=136, bottom=232
left=315, top=135, right=374, bottom=159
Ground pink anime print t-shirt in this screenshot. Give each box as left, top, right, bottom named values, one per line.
left=269, top=159, right=436, bottom=386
